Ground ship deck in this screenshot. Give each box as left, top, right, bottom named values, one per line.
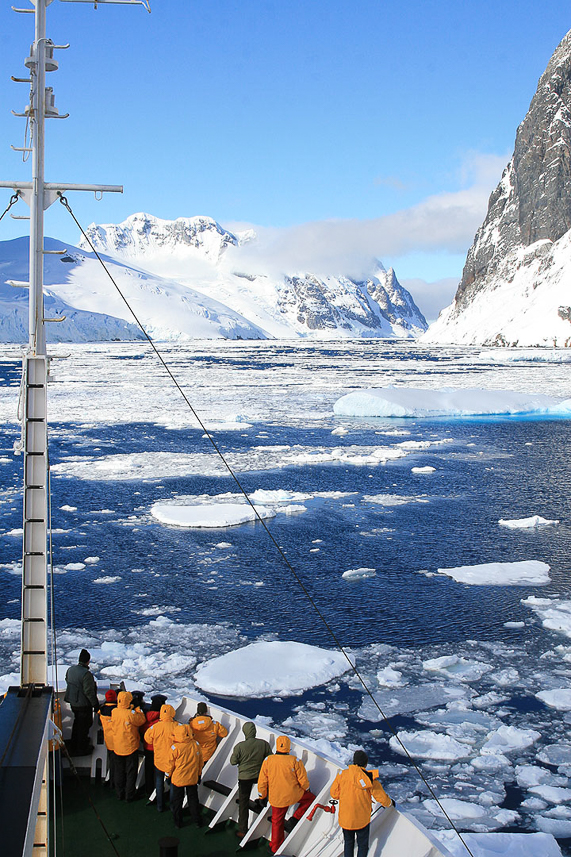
left=53, top=768, right=258, bottom=857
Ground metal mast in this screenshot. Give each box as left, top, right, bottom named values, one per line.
left=0, top=2, right=148, bottom=852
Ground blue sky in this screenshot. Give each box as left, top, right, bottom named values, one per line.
left=0, top=0, right=569, bottom=318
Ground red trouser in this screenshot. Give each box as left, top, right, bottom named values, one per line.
left=270, top=791, right=315, bottom=853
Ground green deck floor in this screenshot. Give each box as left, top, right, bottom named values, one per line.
left=52, top=771, right=264, bottom=857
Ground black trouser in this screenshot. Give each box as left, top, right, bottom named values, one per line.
left=106, top=749, right=116, bottom=788
left=343, top=824, right=370, bottom=857
left=114, top=750, right=139, bottom=801
left=144, top=748, right=155, bottom=795
left=238, top=778, right=257, bottom=834
left=70, top=706, right=93, bottom=754
left=171, top=783, right=200, bottom=828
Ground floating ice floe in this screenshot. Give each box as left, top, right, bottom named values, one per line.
left=389, top=729, right=472, bottom=761
left=480, top=724, right=541, bottom=756
left=93, top=576, right=121, bottom=584
left=434, top=830, right=563, bottom=857
left=498, top=515, right=559, bottom=528
left=536, top=689, right=571, bottom=711
left=333, top=386, right=571, bottom=419
left=151, top=502, right=275, bottom=528
left=422, top=654, right=492, bottom=682
left=522, top=596, right=571, bottom=638
left=437, top=560, right=550, bottom=586
left=194, top=640, right=349, bottom=697
left=342, top=567, right=376, bottom=581
left=411, top=466, right=436, bottom=474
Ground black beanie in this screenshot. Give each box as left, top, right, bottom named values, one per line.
left=151, top=694, right=167, bottom=711
left=353, top=750, right=368, bottom=767
left=79, top=649, right=90, bottom=665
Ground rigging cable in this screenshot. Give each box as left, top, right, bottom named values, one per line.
left=58, top=192, right=475, bottom=857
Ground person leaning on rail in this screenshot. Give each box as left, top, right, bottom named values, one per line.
left=110, top=691, right=146, bottom=802
left=257, top=735, right=316, bottom=854
left=230, top=721, right=272, bottom=838
left=141, top=693, right=168, bottom=797
left=165, top=723, right=204, bottom=829
left=330, top=750, right=394, bottom=857
left=189, top=702, right=228, bottom=763
left=144, top=702, right=178, bottom=812
left=64, top=648, right=99, bottom=756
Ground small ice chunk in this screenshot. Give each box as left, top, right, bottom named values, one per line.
left=424, top=797, right=486, bottom=819
left=331, top=426, right=348, bottom=436
left=342, top=567, right=376, bottom=581
left=536, top=816, right=571, bottom=837
left=376, top=667, right=405, bottom=687
left=411, top=466, right=436, bottom=474
left=438, top=560, right=550, bottom=586
left=530, top=785, right=571, bottom=803
left=65, top=562, right=86, bottom=571
left=434, top=830, right=563, bottom=857
left=151, top=502, right=275, bottom=528
left=537, top=743, right=571, bottom=767
left=93, top=576, right=121, bottom=584
left=389, top=730, right=472, bottom=761
left=536, top=689, right=571, bottom=711
left=481, top=724, right=541, bottom=755
left=499, top=515, right=559, bottom=528
left=84, top=556, right=100, bottom=564
left=59, top=505, right=77, bottom=512
left=504, top=621, right=525, bottom=629
left=422, top=655, right=492, bottom=682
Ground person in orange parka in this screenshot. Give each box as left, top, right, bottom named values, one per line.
left=189, top=702, right=228, bottom=763
left=330, top=750, right=394, bottom=857
left=98, top=689, right=118, bottom=788
left=144, top=703, right=177, bottom=812
left=257, top=735, right=315, bottom=854
left=110, top=691, right=146, bottom=802
left=165, top=723, right=204, bottom=829
left=140, top=693, right=167, bottom=797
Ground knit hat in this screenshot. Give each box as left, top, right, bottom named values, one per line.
left=353, top=750, right=368, bottom=768
left=196, top=702, right=208, bottom=715
left=276, top=735, right=291, bottom=753
left=151, top=694, right=167, bottom=711
left=79, top=649, right=90, bottom=665
left=105, top=689, right=117, bottom=702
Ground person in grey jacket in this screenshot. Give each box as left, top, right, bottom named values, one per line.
left=230, top=722, right=271, bottom=838
left=64, top=648, right=99, bottom=755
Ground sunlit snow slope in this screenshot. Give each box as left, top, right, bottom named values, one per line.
left=80, top=213, right=427, bottom=340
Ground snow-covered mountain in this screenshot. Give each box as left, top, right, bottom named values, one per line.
left=0, top=213, right=426, bottom=343
left=79, top=212, right=427, bottom=341
left=423, top=29, right=571, bottom=347
left=0, top=236, right=267, bottom=343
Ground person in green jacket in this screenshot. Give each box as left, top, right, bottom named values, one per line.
left=230, top=722, right=271, bottom=838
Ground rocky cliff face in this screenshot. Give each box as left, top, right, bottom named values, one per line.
left=424, top=30, right=571, bottom=347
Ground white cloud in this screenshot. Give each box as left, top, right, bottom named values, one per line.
left=401, top=277, right=460, bottom=323
left=223, top=151, right=510, bottom=280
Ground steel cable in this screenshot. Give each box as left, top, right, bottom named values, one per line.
left=58, top=192, right=475, bottom=857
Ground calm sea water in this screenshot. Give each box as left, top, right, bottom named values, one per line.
left=1, top=341, right=570, bottom=849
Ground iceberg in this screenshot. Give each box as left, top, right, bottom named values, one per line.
left=333, top=386, right=571, bottom=419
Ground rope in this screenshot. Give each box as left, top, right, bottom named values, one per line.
left=58, top=193, right=475, bottom=857
left=0, top=191, right=21, bottom=222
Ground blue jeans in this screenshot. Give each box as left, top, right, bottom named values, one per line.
left=343, top=824, right=370, bottom=857
left=155, top=766, right=167, bottom=811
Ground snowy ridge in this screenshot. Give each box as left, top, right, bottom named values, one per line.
left=79, top=212, right=427, bottom=341
left=0, top=236, right=266, bottom=343
left=423, top=29, right=571, bottom=347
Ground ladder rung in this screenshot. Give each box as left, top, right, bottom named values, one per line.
left=25, top=518, right=45, bottom=523
left=26, top=451, right=44, bottom=456
left=24, top=585, right=44, bottom=590
left=23, top=618, right=44, bottom=623
left=27, top=384, right=45, bottom=389
left=24, top=551, right=45, bottom=557
left=22, top=650, right=45, bottom=655
left=25, top=485, right=45, bottom=490
left=26, top=418, right=45, bottom=423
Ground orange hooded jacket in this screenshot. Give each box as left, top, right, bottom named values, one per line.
left=189, top=713, right=228, bottom=762
left=257, top=736, right=310, bottom=808
left=330, top=765, right=392, bottom=830
left=110, top=691, right=146, bottom=756
left=166, top=724, right=203, bottom=787
left=143, top=704, right=177, bottom=773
